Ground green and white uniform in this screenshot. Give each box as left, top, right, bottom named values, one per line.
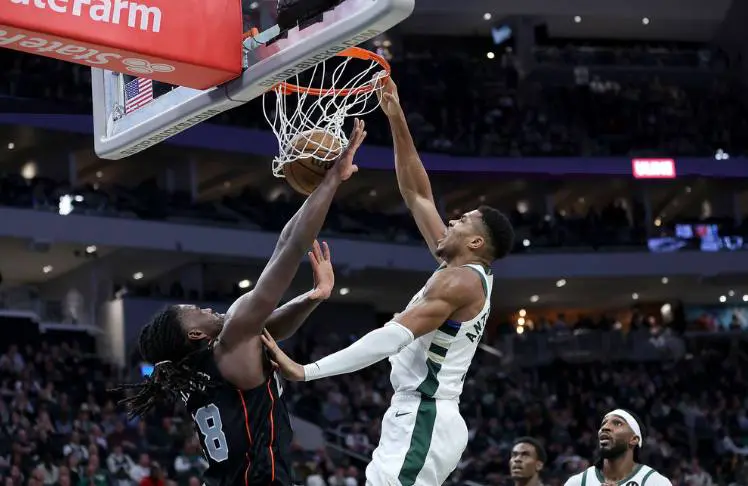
left=365, top=264, right=493, bottom=486
left=564, top=464, right=671, bottom=486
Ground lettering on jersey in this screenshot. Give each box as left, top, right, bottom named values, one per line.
left=465, top=312, right=488, bottom=343
left=625, top=482, right=639, bottom=486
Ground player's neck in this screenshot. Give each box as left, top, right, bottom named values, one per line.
left=444, top=254, right=489, bottom=269
left=513, top=475, right=542, bottom=486
left=602, top=456, right=638, bottom=483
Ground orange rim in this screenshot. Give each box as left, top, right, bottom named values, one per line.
left=274, top=47, right=391, bottom=97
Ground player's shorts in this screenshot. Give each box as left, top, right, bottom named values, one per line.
left=365, top=391, right=468, bottom=486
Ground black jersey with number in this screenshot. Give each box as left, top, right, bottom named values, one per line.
left=183, top=346, right=293, bottom=486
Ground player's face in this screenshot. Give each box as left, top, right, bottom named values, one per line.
left=598, top=415, right=637, bottom=459
left=509, top=442, right=541, bottom=479
left=436, top=209, right=486, bottom=259
left=177, top=305, right=225, bottom=341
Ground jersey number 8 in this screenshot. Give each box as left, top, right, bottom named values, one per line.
left=194, top=403, right=229, bottom=462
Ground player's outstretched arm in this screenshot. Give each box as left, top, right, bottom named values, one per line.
left=218, top=121, right=366, bottom=347
left=377, top=76, right=447, bottom=261
left=262, top=241, right=334, bottom=341
left=262, top=267, right=480, bottom=381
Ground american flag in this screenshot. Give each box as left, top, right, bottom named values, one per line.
left=124, top=77, right=154, bottom=114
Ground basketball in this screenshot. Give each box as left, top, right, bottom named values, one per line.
left=282, top=130, right=343, bottom=195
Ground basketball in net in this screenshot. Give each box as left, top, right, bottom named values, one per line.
left=263, top=47, right=390, bottom=195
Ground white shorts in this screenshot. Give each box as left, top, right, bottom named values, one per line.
left=365, top=392, right=468, bottom=486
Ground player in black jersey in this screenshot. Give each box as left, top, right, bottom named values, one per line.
left=112, top=120, right=367, bottom=486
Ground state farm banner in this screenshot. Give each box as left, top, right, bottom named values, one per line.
left=0, top=0, right=243, bottom=89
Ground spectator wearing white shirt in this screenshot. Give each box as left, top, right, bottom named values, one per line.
left=107, top=445, right=135, bottom=486
left=129, top=453, right=151, bottom=484
left=62, top=431, right=88, bottom=463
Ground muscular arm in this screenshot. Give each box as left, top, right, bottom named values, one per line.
left=262, top=291, right=321, bottom=342
left=218, top=175, right=338, bottom=347
left=385, top=92, right=447, bottom=260
left=292, top=268, right=480, bottom=381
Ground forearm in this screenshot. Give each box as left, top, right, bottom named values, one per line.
left=277, top=172, right=340, bottom=253
left=303, top=322, right=414, bottom=381
left=221, top=173, right=340, bottom=338
left=262, top=291, right=321, bottom=341
left=387, top=110, right=433, bottom=202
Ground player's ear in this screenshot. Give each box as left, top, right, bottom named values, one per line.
left=467, top=235, right=485, bottom=250
left=535, top=461, right=544, bottom=473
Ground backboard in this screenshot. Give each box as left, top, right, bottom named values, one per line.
left=91, top=0, right=414, bottom=160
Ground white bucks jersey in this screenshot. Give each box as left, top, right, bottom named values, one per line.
left=389, top=264, right=492, bottom=400
left=565, top=465, right=671, bottom=486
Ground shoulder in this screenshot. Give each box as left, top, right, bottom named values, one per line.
left=641, top=468, right=672, bottom=486
left=563, top=469, right=590, bottom=486
left=426, top=265, right=484, bottom=300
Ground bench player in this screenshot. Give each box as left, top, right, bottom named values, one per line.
left=113, top=120, right=367, bottom=486
left=261, top=77, right=515, bottom=486
left=564, top=409, right=671, bottom=486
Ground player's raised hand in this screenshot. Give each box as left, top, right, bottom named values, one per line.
left=375, top=73, right=400, bottom=117
left=308, top=240, right=333, bottom=301
left=331, top=118, right=366, bottom=181
left=261, top=330, right=305, bottom=381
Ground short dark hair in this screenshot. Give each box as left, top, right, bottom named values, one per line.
left=110, top=306, right=212, bottom=419
left=478, top=205, right=514, bottom=261
left=513, top=436, right=547, bottom=463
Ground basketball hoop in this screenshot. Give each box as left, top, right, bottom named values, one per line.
left=263, top=47, right=391, bottom=177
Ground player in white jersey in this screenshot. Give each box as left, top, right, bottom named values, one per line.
left=564, top=409, right=671, bottom=486
left=261, top=75, right=515, bottom=486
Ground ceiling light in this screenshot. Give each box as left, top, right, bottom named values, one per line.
left=85, top=245, right=97, bottom=254
left=719, top=295, right=727, bottom=303
left=574, top=15, right=581, bottom=23
left=238, top=279, right=252, bottom=289
left=486, top=52, right=495, bottom=60
left=661, top=277, right=669, bottom=284
left=7, top=142, right=14, bottom=150
left=339, top=287, right=350, bottom=296
left=654, top=218, right=662, bottom=227
left=133, top=272, right=144, bottom=280
left=743, top=295, right=748, bottom=302
left=517, top=317, right=526, bottom=326
left=21, top=162, right=37, bottom=180
left=556, top=279, right=566, bottom=288
left=519, top=309, right=527, bottom=317
left=369, top=189, right=377, bottom=197
left=96, top=171, right=103, bottom=179
left=530, top=295, right=539, bottom=303
left=522, top=239, right=531, bottom=247
left=642, top=17, right=650, bottom=25
left=483, top=12, right=492, bottom=20
left=516, top=326, right=524, bottom=335
left=729, top=290, right=736, bottom=297
left=249, top=1, right=259, bottom=8
left=632, top=292, right=639, bottom=300
left=42, top=265, right=53, bottom=274
left=74, top=195, right=84, bottom=202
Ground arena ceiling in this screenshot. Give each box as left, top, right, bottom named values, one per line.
left=1, top=236, right=746, bottom=314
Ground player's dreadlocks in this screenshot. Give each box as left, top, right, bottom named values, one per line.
left=111, top=306, right=213, bottom=419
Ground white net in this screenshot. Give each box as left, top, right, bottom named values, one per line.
left=263, top=51, right=386, bottom=177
